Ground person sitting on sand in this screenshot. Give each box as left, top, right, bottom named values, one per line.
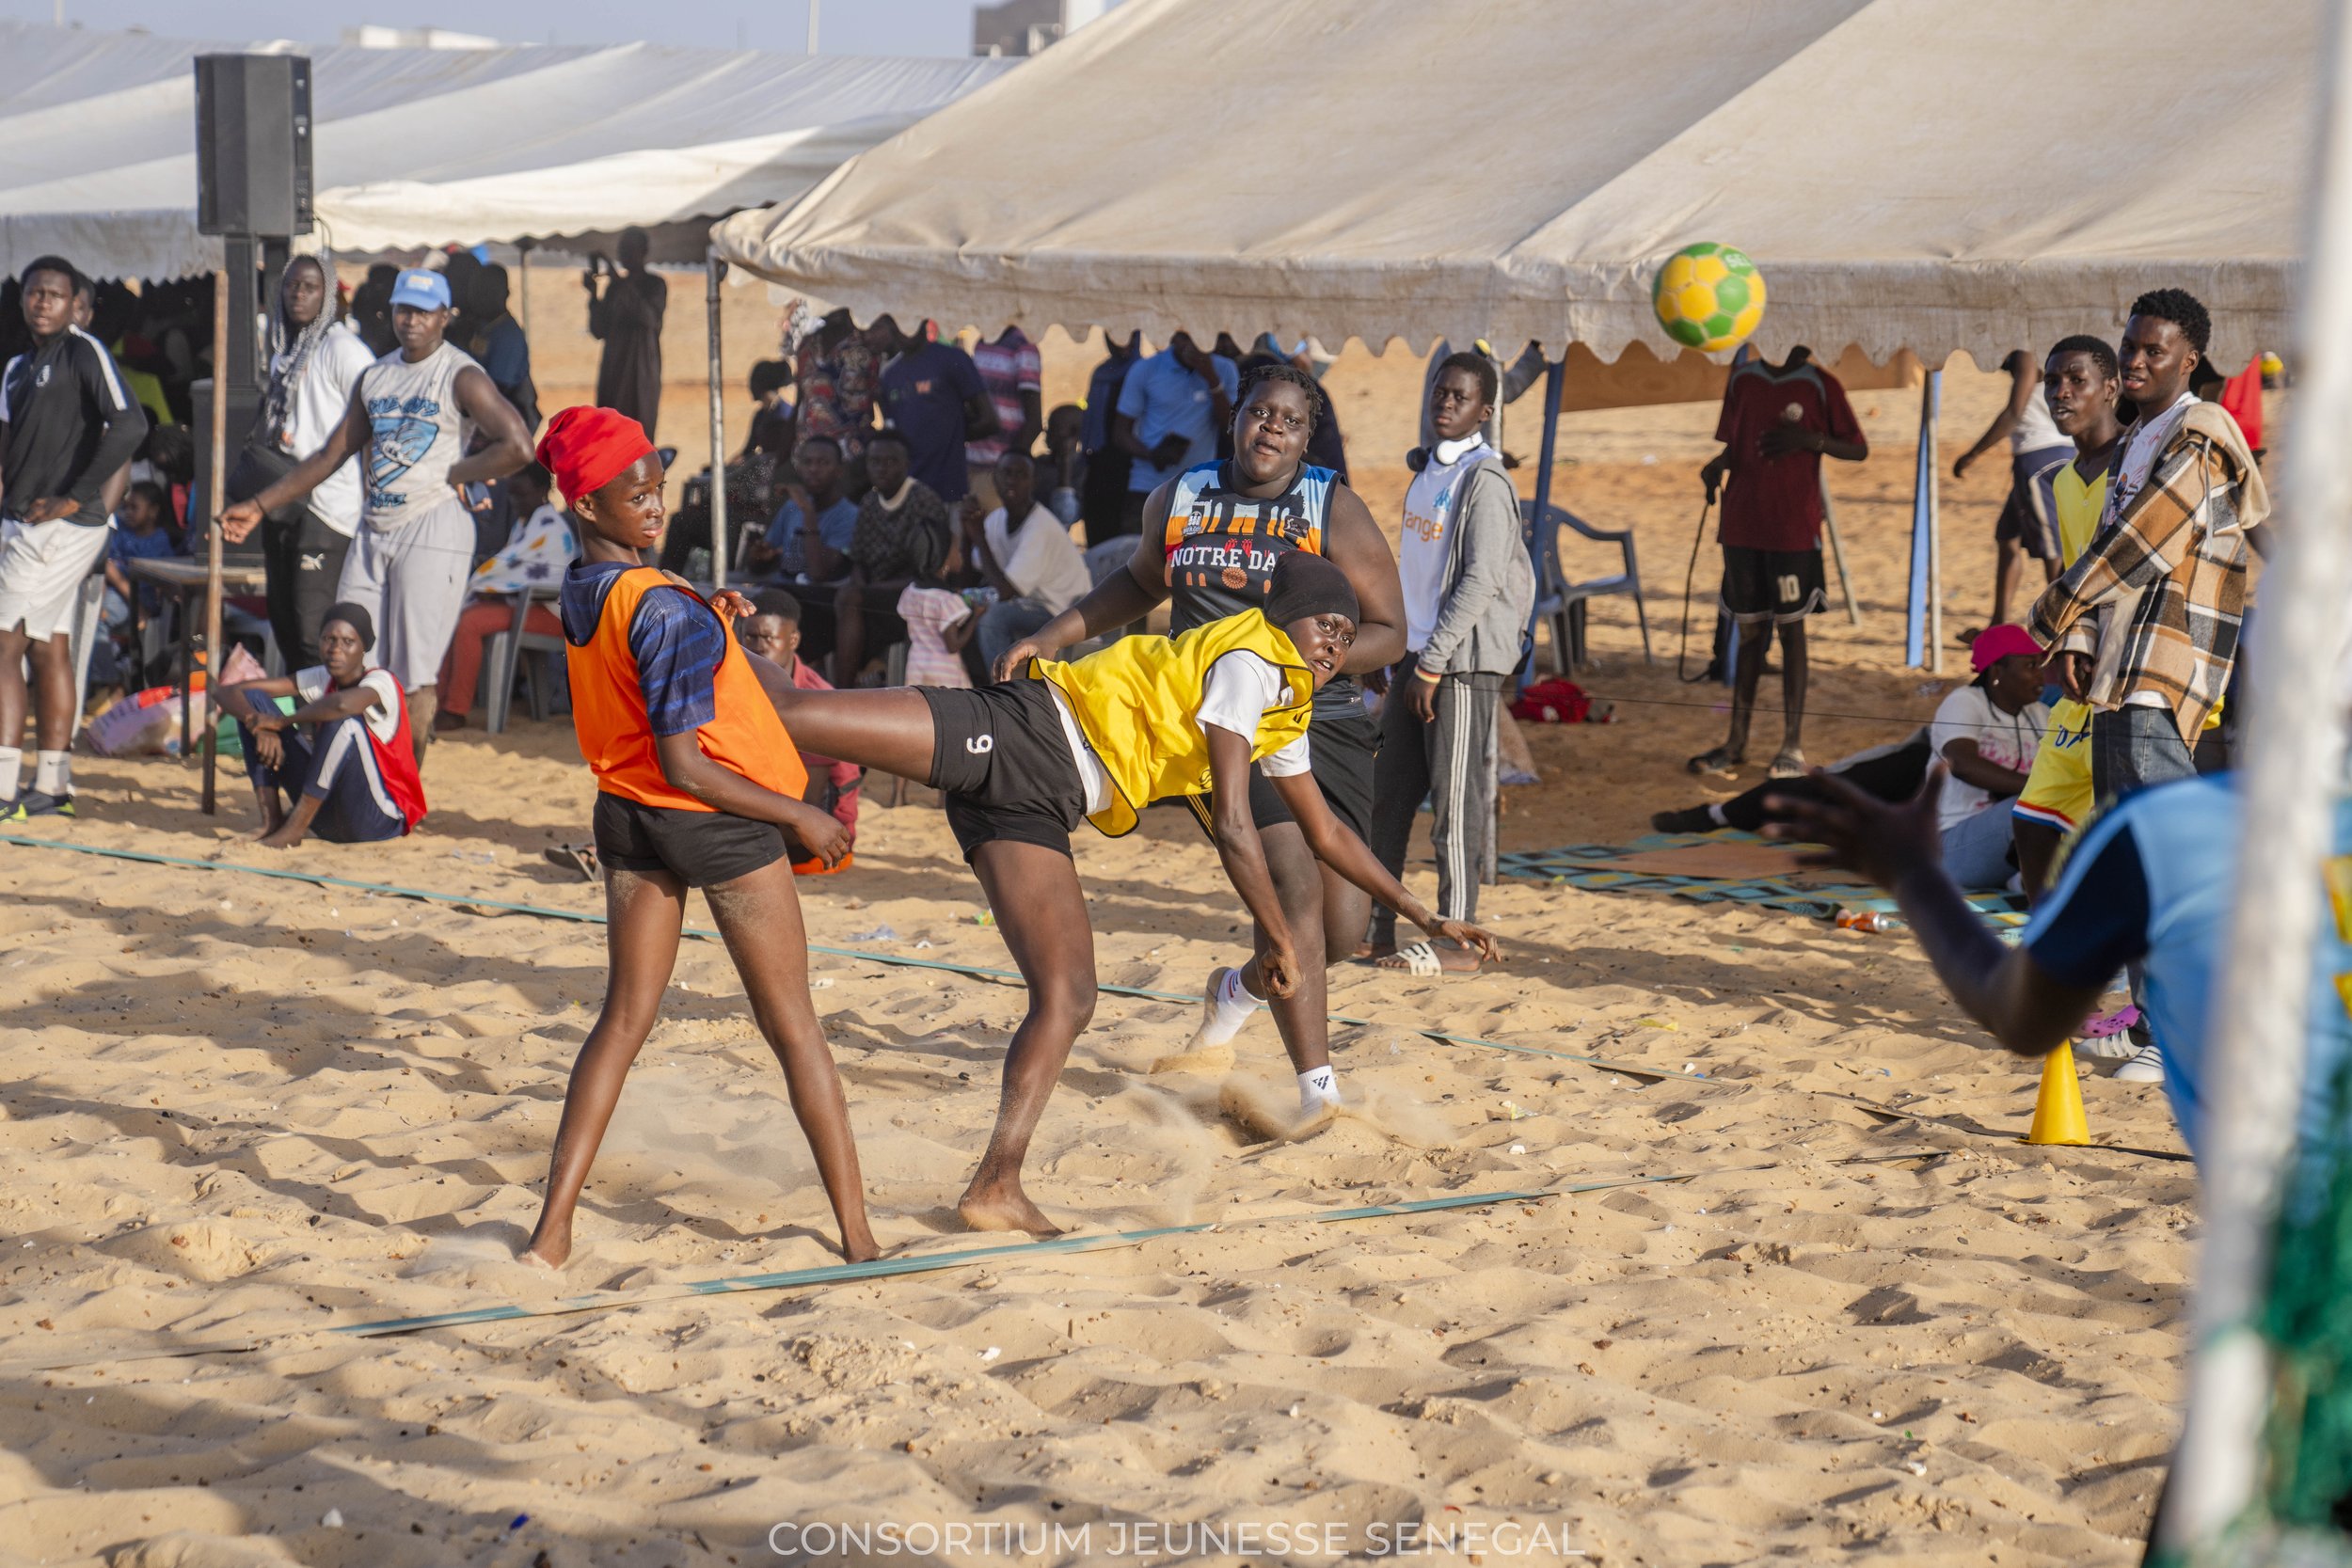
left=759, top=549, right=1500, bottom=1235
left=215, top=602, right=427, bottom=849
left=736, top=587, right=861, bottom=874
left=1365, top=351, right=1534, bottom=976
left=518, top=406, right=877, bottom=1269
left=1652, top=626, right=2047, bottom=890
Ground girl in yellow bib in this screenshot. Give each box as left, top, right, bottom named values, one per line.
left=761, top=550, right=1499, bottom=1236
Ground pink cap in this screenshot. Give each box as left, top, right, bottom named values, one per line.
left=1970, top=624, right=2044, bottom=673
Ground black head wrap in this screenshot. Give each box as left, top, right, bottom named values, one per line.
left=1263, top=550, right=1359, bottom=630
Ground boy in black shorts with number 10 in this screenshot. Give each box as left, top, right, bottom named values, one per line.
left=1692, top=347, right=1867, bottom=781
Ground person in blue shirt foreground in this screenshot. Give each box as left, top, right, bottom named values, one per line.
left=1762, top=766, right=2352, bottom=1164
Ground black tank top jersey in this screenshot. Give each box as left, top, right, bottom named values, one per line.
left=1161, top=459, right=1358, bottom=716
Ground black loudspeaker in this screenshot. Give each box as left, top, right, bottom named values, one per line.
left=195, top=54, right=313, bottom=236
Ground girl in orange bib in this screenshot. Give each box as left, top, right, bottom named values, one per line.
left=520, top=406, right=877, bottom=1268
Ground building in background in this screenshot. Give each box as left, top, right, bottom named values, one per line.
left=340, top=24, right=499, bottom=49
left=972, top=0, right=1104, bottom=56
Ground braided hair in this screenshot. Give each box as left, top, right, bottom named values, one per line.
left=1236, top=360, right=1322, bottom=435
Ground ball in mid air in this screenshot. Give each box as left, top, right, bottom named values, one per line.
left=1652, top=243, right=1766, bottom=353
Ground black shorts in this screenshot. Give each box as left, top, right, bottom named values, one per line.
left=1184, top=704, right=1380, bottom=841
left=1994, top=448, right=2067, bottom=561
left=1721, top=545, right=1826, bottom=626
left=593, top=792, right=786, bottom=888
left=923, top=681, right=1091, bottom=861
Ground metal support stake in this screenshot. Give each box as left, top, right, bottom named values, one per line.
left=705, top=248, right=729, bottom=590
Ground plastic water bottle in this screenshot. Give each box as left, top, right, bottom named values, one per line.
left=1836, top=909, right=1906, bottom=934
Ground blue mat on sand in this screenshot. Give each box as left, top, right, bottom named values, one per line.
left=1496, top=830, right=2030, bottom=927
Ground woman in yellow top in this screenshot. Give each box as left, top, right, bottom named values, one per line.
left=760, top=550, right=1499, bottom=1236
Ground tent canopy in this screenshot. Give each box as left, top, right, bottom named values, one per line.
left=0, top=22, right=1013, bottom=281
left=716, top=0, right=2309, bottom=371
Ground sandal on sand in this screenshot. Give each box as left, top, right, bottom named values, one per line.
left=1767, top=750, right=1808, bottom=780
left=1376, top=940, right=1479, bottom=977
left=1687, top=746, right=1742, bottom=778
left=544, top=843, right=599, bottom=882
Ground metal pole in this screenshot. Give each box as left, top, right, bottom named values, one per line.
left=1819, top=468, right=1860, bottom=626
left=1522, top=356, right=1565, bottom=686
left=1925, top=370, right=1943, bottom=673
left=706, top=248, right=729, bottom=590
left=200, top=265, right=230, bottom=815
left=806, top=0, right=820, bottom=53
left=1904, top=371, right=1940, bottom=668
left=2159, top=0, right=2352, bottom=1548
left=516, top=240, right=532, bottom=347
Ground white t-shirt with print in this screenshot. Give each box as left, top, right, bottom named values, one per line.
left=295, top=664, right=404, bottom=747
left=1928, top=681, right=2049, bottom=830
left=1044, top=649, right=1311, bottom=816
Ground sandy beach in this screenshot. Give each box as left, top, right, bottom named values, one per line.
left=0, top=345, right=2204, bottom=1566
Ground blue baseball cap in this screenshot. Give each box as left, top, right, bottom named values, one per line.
left=389, top=268, right=452, bottom=310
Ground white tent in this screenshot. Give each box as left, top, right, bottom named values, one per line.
left=0, top=22, right=1013, bottom=280
left=717, top=0, right=2310, bottom=373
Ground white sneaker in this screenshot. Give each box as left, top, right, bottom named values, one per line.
left=2113, top=1041, right=2166, bottom=1083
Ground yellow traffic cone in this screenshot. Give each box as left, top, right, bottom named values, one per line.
left=2024, top=1042, right=2090, bottom=1146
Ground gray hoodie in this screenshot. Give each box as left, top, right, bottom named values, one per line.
left=1414, top=446, right=1536, bottom=677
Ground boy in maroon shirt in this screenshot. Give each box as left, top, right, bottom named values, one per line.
left=1692, top=347, right=1867, bottom=779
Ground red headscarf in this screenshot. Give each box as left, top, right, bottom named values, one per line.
left=536, top=405, right=654, bottom=504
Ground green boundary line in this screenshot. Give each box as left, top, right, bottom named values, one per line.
left=0, top=832, right=1710, bottom=1084
left=14, top=1151, right=1943, bottom=1370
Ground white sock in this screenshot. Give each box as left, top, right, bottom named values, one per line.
left=1196, top=964, right=1265, bottom=1047
left=34, top=751, right=68, bottom=797
left=1707, top=802, right=1729, bottom=827
left=1296, top=1065, right=1341, bottom=1111
left=0, top=748, right=19, bottom=800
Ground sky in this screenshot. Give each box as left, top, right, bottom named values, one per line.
left=2, top=0, right=992, bottom=54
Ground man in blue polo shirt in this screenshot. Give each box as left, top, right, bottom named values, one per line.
left=867, top=315, right=995, bottom=505
left=1113, top=332, right=1238, bottom=535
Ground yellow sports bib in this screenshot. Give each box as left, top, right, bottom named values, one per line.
left=1029, top=610, right=1313, bottom=837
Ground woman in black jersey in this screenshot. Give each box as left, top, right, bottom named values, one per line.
left=996, top=364, right=1409, bottom=1108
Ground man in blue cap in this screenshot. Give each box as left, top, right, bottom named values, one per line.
left=224, top=266, right=532, bottom=762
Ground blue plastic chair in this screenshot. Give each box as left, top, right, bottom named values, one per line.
left=1521, top=499, right=1653, bottom=675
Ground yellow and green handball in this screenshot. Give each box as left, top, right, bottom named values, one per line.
left=1651, top=242, right=1766, bottom=353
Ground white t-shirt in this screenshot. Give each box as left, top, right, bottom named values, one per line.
left=1928, top=681, right=2049, bottom=830
left=985, top=501, right=1092, bottom=615
left=2010, top=377, right=2063, bottom=454
left=272, top=320, right=376, bottom=536
left=295, top=664, right=404, bottom=747
left=1398, top=436, right=1491, bottom=652
left=1042, top=649, right=1311, bottom=817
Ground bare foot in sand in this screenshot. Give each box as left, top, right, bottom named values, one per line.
left=519, top=1231, right=568, bottom=1270
left=957, top=1180, right=1061, bottom=1236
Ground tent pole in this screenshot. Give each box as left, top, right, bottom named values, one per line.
left=200, top=264, right=230, bottom=816
left=1904, top=371, right=1939, bottom=668
left=706, top=248, right=729, bottom=591
left=2159, top=0, right=2352, bottom=1549
left=1926, top=369, right=1943, bottom=673
left=1818, top=469, right=1859, bottom=626
left=1523, top=356, right=1565, bottom=687
left=516, top=240, right=532, bottom=348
